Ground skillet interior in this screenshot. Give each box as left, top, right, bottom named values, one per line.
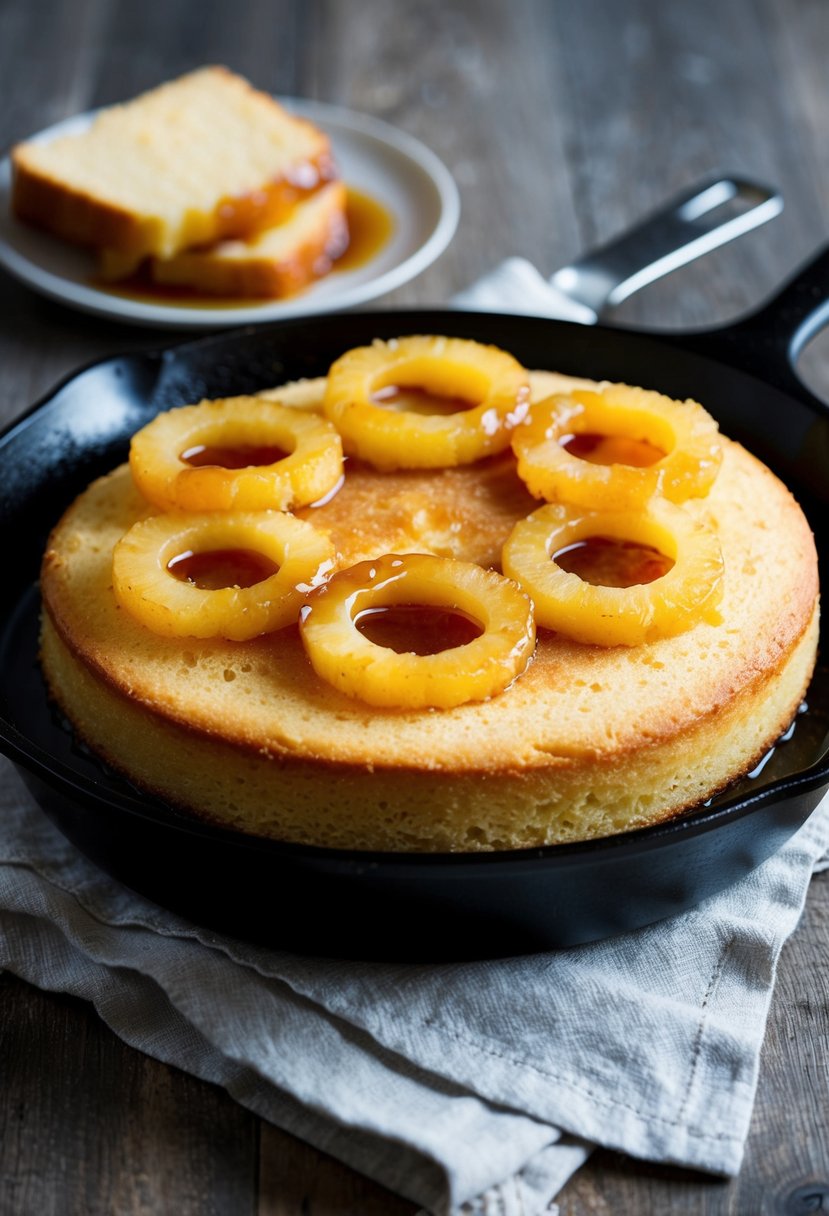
left=0, top=309, right=827, bottom=959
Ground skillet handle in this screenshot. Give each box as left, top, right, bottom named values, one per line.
left=677, top=243, right=829, bottom=413
left=552, top=177, right=782, bottom=315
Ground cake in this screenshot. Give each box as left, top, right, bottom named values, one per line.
left=12, top=66, right=341, bottom=283
left=149, top=180, right=349, bottom=297
left=38, top=363, right=820, bottom=853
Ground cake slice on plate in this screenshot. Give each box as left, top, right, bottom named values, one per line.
left=12, top=66, right=339, bottom=281
left=150, top=180, right=349, bottom=297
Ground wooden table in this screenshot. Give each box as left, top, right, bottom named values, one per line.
left=2, top=1, right=828, bottom=1211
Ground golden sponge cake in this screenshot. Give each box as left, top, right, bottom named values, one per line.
left=39, top=372, right=820, bottom=853
left=150, top=180, right=348, bottom=297
left=12, top=67, right=336, bottom=277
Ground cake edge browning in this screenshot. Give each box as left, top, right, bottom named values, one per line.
left=39, top=603, right=819, bottom=853
left=36, top=369, right=821, bottom=853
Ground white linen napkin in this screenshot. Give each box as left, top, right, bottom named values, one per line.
left=2, top=755, right=828, bottom=1215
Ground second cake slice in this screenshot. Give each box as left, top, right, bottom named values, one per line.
left=12, top=66, right=338, bottom=279
left=150, top=181, right=349, bottom=297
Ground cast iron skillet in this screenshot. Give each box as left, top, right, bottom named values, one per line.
left=1, top=252, right=829, bottom=961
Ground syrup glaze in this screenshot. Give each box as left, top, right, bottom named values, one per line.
left=561, top=432, right=666, bottom=467
left=356, top=603, right=484, bottom=655
left=180, top=443, right=291, bottom=469
left=554, top=536, right=674, bottom=588
left=167, top=548, right=279, bottom=590
left=370, top=385, right=476, bottom=416
left=99, top=186, right=394, bottom=308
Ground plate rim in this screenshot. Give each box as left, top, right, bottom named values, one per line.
left=0, top=97, right=461, bottom=329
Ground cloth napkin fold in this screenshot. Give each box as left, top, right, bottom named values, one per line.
left=2, top=759, right=828, bottom=1215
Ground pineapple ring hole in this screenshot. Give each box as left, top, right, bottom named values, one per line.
left=167, top=547, right=280, bottom=590
left=180, top=441, right=293, bottom=469
left=555, top=401, right=676, bottom=463
left=502, top=500, right=724, bottom=646
left=369, top=359, right=490, bottom=417
left=560, top=432, right=667, bottom=468
left=300, top=552, right=536, bottom=708
left=512, top=385, right=722, bottom=510
left=553, top=535, right=675, bottom=588
left=545, top=510, right=681, bottom=571
left=355, top=602, right=485, bottom=654
left=323, top=336, right=530, bottom=469
left=112, top=511, right=335, bottom=640
left=129, top=396, right=343, bottom=512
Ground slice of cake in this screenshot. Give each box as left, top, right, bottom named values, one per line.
left=150, top=180, right=349, bottom=297
left=12, top=66, right=337, bottom=277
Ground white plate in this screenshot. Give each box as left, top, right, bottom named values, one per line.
left=0, top=99, right=460, bottom=329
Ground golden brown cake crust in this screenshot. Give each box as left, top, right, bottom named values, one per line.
left=11, top=167, right=152, bottom=254
left=39, top=373, right=820, bottom=851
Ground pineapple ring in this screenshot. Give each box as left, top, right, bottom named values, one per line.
left=323, top=335, right=530, bottom=469
left=113, top=511, right=335, bottom=641
left=511, top=384, right=723, bottom=510
left=130, top=396, right=344, bottom=513
left=502, top=499, right=724, bottom=646
left=300, top=552, right=536, bottom=709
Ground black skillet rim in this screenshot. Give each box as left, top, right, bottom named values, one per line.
left=0, top=308, right=827, bottom=873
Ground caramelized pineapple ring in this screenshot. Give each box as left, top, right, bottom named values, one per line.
left=502, top=500, right=724, bottom=646
left=300, top=553, right=536, bottom=709
left=113, top=512, right=335, bottom=640
left=130, top=396, right=343, bottom=513
left=512, top=384, right=723, bottom=510
left=323, top=336, right=530, bottom=469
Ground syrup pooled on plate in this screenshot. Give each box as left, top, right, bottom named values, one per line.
left=332, top=187, right=395, bottom=272
left=99, top=187, right=394, bottom=308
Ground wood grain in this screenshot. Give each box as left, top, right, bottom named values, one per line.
left=258, top=1123, right=417, bottom=1215
left=0, top=971, right=259, bottom=1216
left=1, top=0, right=828, bottom=1212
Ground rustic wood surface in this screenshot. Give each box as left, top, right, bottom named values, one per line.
left=1, top=0, right=828, bottom=1212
